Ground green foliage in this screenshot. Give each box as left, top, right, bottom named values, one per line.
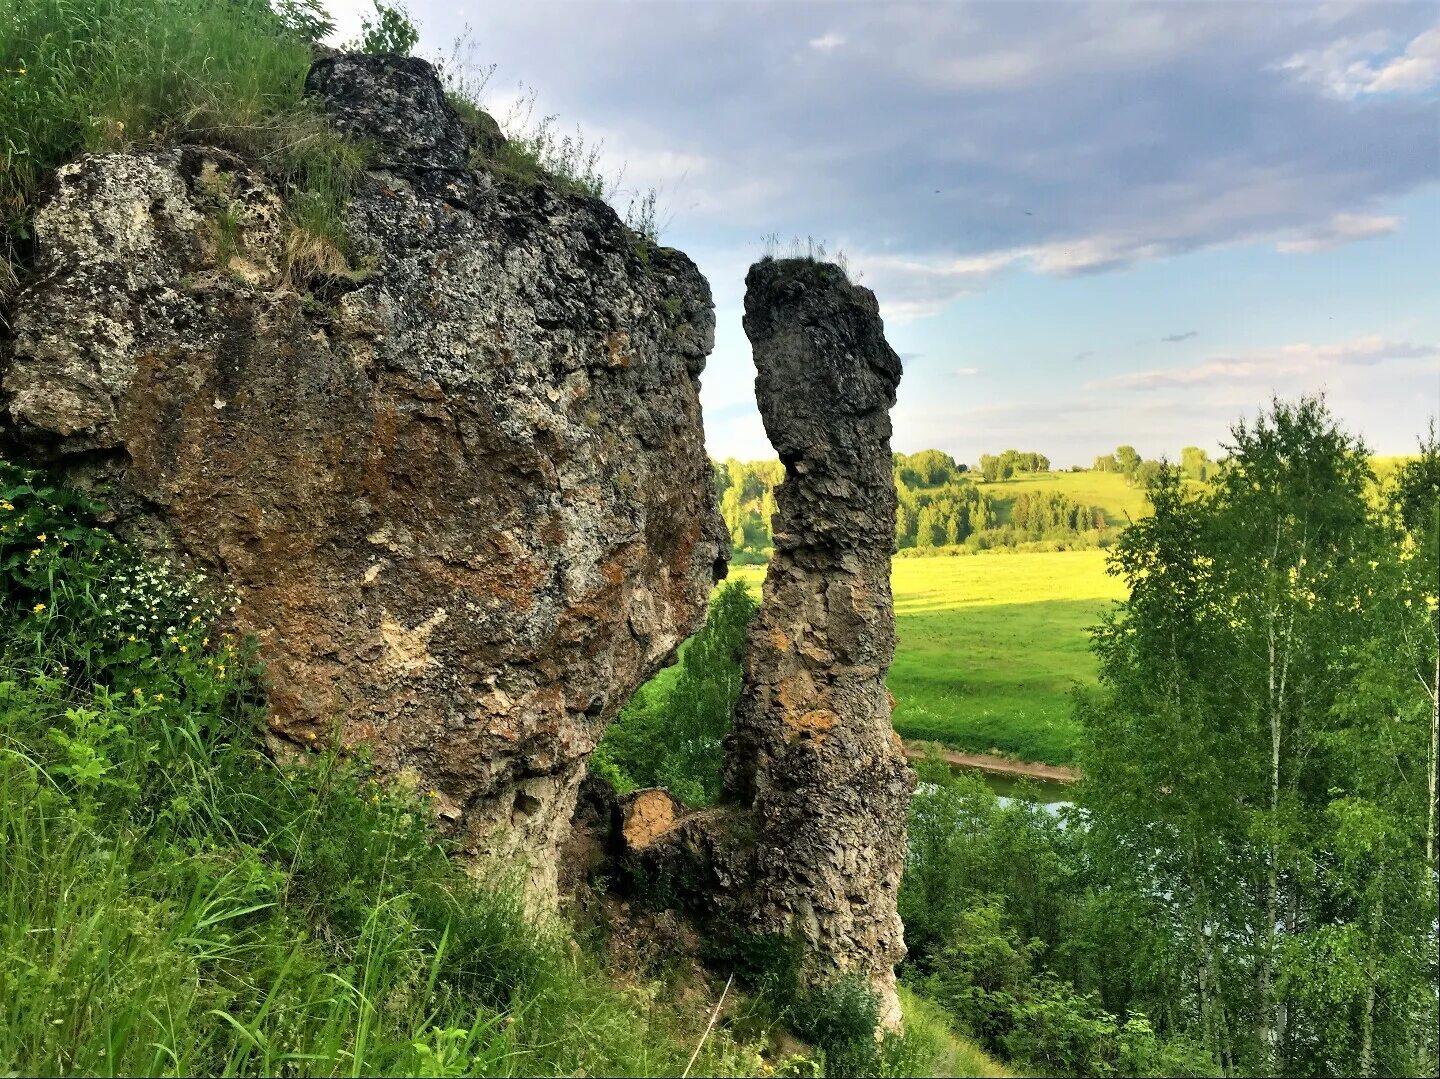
left=0, top=458, right=767, bottom=1077
left=978, top=449, right=1049, bottom=483
left=900, top=758, right=1213, bottom=1077
left=272, top=0, right=334, bottom=43
left=593, top=580, right=758, bottom=807
left=719, top=452, right=1118, bottom=562
left=699, top=930, right=930, bottom=1078
left=355, top=1, right=419, bottom=57
left=0, top=0, right=369, bottom=290
left=1079, top=397, right=1439, bottom=1076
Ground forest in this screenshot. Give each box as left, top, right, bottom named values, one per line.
left=716, top=449, right=1125, bottom=563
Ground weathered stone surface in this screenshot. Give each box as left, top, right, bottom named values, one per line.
left=304, top=53, right=473, bottom=172
left=620, top=787, right=684, bottom=850
left=724, top=257, right=915, bottom=1024
left=0, top=55, right=727, bottom=901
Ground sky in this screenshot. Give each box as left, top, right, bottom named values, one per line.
left=326, top=1, right=1439, bottom=466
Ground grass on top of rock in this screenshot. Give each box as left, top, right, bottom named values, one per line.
left=0, top=456, right=776, bottom=1077
left=0, top=0, right=375, bottom=294
left=0, top=0, right=665, bottom=298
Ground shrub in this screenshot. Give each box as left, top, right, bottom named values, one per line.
left=354, top=0, right=418, bottom=57
left=593, top=579, right=758, bottom=807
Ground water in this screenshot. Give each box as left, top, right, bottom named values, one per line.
left=954, top=766, right=1073, bottom=810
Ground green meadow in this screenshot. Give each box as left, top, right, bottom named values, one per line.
left=729, top=548, right=1127, bottom=766
left=976, top=468, right=1150, bottom=527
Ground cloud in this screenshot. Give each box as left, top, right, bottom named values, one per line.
left=1161, top=331, right=1199, bottom=343
left=1099, top=335, right=1440, bottom=391
left=1074, top=351, right=1095, bottom=362
left=427, top=3, right=1439, bottom=316
left=1279, top=23, right=1440, bottom=98
left=1276, top=211, right=1401, bottom=253
left=893, top=333, right=1440, bottom=464
left=954, top=366, right=980, bottom=376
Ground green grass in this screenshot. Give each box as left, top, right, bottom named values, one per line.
left=975, top=470, right=1150, bottom=529
left=898, top=985, right=1016, bottom=1079
left=0, top=0, right=368, bottom=291
left=730, top=549, right=1127, bottom=766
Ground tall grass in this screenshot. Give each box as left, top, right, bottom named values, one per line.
left=0, top=458, right=764, bottom=1077
left=0, top=0, right=366, bottom=291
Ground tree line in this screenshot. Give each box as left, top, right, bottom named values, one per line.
left=717, top=449, right=1115, bottom=561
left=1093, top=443, right=1215, bottom=486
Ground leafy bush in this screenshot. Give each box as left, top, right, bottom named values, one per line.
left=593, top=579, right=758, bottom=807
left=354, top=0, right=418, bottom=56
left=900, top=755, right=1211, bottom=1077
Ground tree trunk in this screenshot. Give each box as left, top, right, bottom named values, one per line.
left=1359, top=980, right=1375, bottom=1077
left=1259, top=623, right=1280, bottom=1064
left=1427, top=644, right=1437, bottom=870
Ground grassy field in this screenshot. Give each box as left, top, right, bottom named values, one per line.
left=729, top=549, right=1127, bottom=766
left=976, top=469, right=1150, bottom=527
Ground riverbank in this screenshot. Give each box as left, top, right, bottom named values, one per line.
left=903, top=740, right=1080, bottom=784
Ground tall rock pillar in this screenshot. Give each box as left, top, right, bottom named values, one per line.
left=725, top=258, right=915, bottom=1024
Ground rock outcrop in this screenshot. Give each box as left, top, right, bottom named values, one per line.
left=724, top=258, right=915, bottom=1023
left=0, top=55, right=727, bottom=899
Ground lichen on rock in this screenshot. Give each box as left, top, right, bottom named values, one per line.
left=724, top=257, right=916, bottom=1025
left=0, top=54, right=727, bottom=902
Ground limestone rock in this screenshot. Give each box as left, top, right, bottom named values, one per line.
left=0, top=55, right=727, bottom=902
left=304, top=53, right=473, bottom=172
left=620, top=787, right=684, bottom=850
left=724, top=257, right=915, bottom=1024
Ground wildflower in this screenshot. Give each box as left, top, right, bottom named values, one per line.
left=428, top=789, right=438, bottom=799
left=36, top=533, right=46, bottom=542
left=153, top=693, right=164, bottom=701
left=178, top=644, right=188, bottom=653
left=31, top=603, right=44, bottom=613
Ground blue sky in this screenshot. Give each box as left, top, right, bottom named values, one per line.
left=329, top=1, right=1439, bottom=465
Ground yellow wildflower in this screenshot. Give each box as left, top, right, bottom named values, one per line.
left=153, top=693, right=165, bottom=701
left=31, top=602, right=44, bottom=613
left=36, top=533, right=46, bottom=542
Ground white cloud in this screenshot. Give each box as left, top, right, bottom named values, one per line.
left=1276, top=211, right=1400, bottom=253
left=809, top=32, right=846, bottom=53
left=1097, top=335, right=1440, bottom=391
left=1279, top=23, right=1440, bottom=98
left=954, top=367, right=980, bottom=376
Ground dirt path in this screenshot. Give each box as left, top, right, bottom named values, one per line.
left=903, top=741, right=1080, bottom=784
